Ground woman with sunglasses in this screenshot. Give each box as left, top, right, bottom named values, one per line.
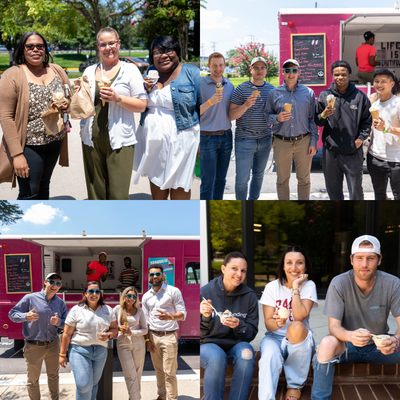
left=114, top=286, right=147, bottom=399
left=59, top=281, right=117, bottom=400
left=77, top=26, right=148, bottom=200
left=134, top=36, right=200, bottom=200
left=0, top=31, right=70, bottom=199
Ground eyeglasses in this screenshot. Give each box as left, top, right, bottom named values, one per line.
left=48, top=280, right=62, bottom=287
left=125, top=294, right=137, bottom=300
left=98, top=41, right=119, bottom=49
left=284, top=68, right=299, bottom=74
left=152, top=49, right=175, bottom=57
left=25, top=44, right=45, bottom=51
left=87, top=289, right=101, bottom=295
left=252, top=66, right=267, bottom=71
left=149, top=272, right=162, bottom=277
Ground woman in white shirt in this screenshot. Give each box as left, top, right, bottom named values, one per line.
left=114, top=286, right=148, bottom=399
left=258, top=246, right=318, bottom=400
left=367, top=69, right=400, bottom=199
left=59, top=281, right=118, bottom=400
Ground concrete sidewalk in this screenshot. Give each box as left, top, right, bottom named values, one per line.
left=0, top=370, right=200, bottom=399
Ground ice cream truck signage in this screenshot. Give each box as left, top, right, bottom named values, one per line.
left=0, top=235, right=200, bottom=345
left=279, top=7, right=400, bottom=96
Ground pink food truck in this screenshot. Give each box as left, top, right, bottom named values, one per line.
left=0, top=235, right=200, bottom=348
left=279, top=7, right=400, bottom=96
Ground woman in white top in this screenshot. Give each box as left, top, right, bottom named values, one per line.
left=258, top=246, right=318, bottom=400
left=114, top=286, right=148, bottom=400
left=367, top=69, right=400, bottom=200
left=59, top=281, right=117, bottom=400
left=78, top=27, right=148, bottom=200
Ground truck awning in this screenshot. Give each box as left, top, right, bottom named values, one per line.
left=343, top=13, right=400, bottom=35
left=22, top=236, right=151, bottom=256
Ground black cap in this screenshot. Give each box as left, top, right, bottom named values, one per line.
left=364, top=31, right=375, bottom=41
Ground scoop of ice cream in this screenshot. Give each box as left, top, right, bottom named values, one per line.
left=283, top=103, right=292, bottom=112
left=53, top=92, right=64, bottom=101
left=326, top=94, right=336, bottom=108
left=252, top=89, right=260, bottom=97
left=148, top=70, right=159, bottom=79
left=278, top=307, right=290, bottom=319
left=220, top=309, right=232, bottom=323
left=98, top=79, right=111, bottom=88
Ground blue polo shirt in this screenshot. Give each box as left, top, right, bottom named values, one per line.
left=9, top=290, right=67, bottom=342
left=200, top=76, right=234, bottom=131
left=266, top=82, right=318, bottom=147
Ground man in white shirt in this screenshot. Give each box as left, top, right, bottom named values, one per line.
left=142, top=265, right=186, bottom=400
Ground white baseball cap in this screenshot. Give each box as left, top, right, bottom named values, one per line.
left=46, top=272, right=62, bottom=280
left=250, top=56, right=267, bottom=66
left=282, top=58, right=300, bottom=67
left=351, top=235, right=381, bottom=255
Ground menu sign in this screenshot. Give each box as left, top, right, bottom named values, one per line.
left=5, top=254, right=32, bottom=294
left=291, top=33, right=326, bottom=86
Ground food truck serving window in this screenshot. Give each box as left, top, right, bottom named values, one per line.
left=291, top=33, right=327, bottom=86
left=4, top=254, right=33, bottom=294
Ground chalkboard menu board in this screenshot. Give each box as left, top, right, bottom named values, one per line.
left=291, top=33, right=326, bottom=86
left=5, top=254, right=32, bottom=293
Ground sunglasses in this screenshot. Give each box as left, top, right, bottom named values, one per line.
left=284, top=68, right=299, bottom=74
left=87, top=289, right=101, bottom=295
left=125, top=294, right=137, bottom=300
left=149, top=272, right=162, bottom=277
left=25, top=44, right=45, bottom=51
left=98, top=41, right=119, bottom=49
left=48, top=280, right=62, bottom=287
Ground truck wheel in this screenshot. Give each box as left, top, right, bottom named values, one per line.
left=14, top=339, right=24, bottom=352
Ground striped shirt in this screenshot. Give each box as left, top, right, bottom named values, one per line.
left=230, top=80, right=274, bottom=139
left=119, top=268, right=139, bottom=289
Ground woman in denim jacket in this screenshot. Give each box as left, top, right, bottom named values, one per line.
left=134, top=36, right=200, bottom=199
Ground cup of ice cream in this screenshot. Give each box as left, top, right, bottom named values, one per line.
left=98, top=79, right=111, bottom=106
left=277, top=307, right=290, bottom=320
left=220, top=309, right=232, bottom=324
left=147, top=70, right=160, bottom=85
left=372, top=334, right=391, bottom=347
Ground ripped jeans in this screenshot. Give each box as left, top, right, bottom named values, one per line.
left=200, top=341, right=255, bottom=400
left=311, top=342, right=400, bottom=400
left=258, top=330, right=315, bottom=400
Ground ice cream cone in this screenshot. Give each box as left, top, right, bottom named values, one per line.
left=370, top=109, right=379, bottom=120
left=216, top=82, right=224, bottom=95
left=283, top=103, right=292, bottom=113
left=252, top=89, right=260, bottom=98
left=326, top=94, right=336, bottom=108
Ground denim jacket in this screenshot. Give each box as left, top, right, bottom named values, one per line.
left=141, top=63, right=200, bottom=131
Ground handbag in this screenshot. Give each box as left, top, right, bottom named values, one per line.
left=70, top=77, right=96, bottom=119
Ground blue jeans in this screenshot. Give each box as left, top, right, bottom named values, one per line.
left=69, top=344, right=108, bottom=400
left=200, top=341, right=255, bottom=400
left=235, top=136, right=272, bottom=200
left=200, top=130, right=233, bottom=200
left=258, top=331, right=314, bottom=400
left=311, top=342, right=400, bottom=400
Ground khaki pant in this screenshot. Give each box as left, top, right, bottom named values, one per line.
left=149, top=332, right=178, bottom=400
left=23, top=339, right=60, bottom=400
left=117, top=335, right=146, bottom=399
left=273, top=135, right=313, bottom=200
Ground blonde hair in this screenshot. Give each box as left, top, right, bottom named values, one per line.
left=96, top=27, right=120, bottom=44
left=119, top=286, right=139, bottom=326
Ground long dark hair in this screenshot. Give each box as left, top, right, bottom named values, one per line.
left=149, top=36, right=181, bottom=65
left=14, top=32, right=52, bottom=67
left=277, top=245, right=312, bottom=285
left=373, top=69, right=400, bottom=95
left=78, top=281, right=105, bottom=307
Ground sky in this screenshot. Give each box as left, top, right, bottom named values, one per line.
left=201, top=0, right=397, bottom=57
left=0, top=201, right=200, bottom=236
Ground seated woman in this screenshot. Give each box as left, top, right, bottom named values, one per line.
left=258, top=246, right=318, bottom=400
left=200, top=252, right=259, bottom=400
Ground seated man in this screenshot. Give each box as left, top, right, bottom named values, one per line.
left=311, top=235, right=400, bottom=400
left=200, top=252, right=259, bottom=400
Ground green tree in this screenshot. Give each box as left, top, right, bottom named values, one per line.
left=0, top=201, right=23, bottom=226
left=228, top=41, right=278, bottom=79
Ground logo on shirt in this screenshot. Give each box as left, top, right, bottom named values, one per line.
left=350, top=105, right=358, bottom=110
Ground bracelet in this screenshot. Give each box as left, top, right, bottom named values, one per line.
left=59, top=353, right=67, bottom=357
left=207, top=99, right=214, bottom=107
left=383, top=126, right=391, bottom=134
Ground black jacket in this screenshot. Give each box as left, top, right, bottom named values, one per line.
left=316, top=83, right=372, bottom=155
left=200, top=276, right=259, bottom=351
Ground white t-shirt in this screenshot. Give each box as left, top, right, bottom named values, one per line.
left=369, top=95, right=400, bottom=162
left=259, top=279, right=318, bottom=336
left=65, top=304, right=116, bottom=348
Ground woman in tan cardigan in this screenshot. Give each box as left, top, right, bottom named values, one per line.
left=0, top=31, right=70, bottom=199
